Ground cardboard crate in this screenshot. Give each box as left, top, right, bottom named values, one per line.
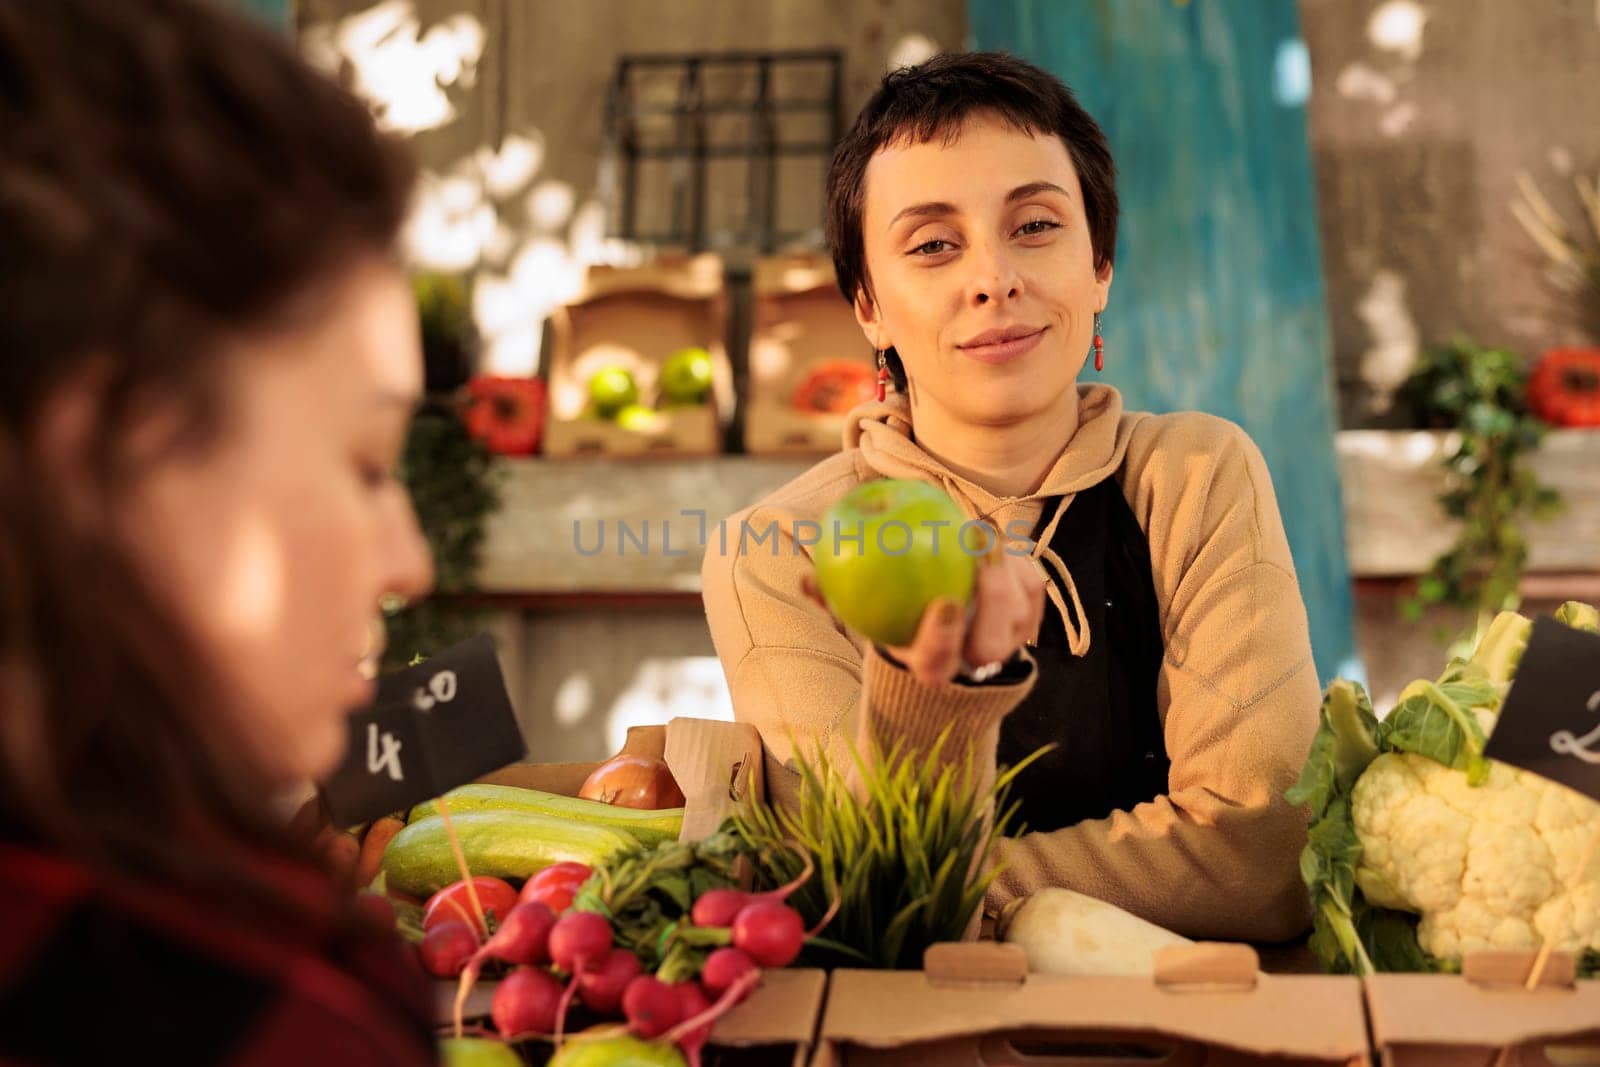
left=812, top=942, right=1371, bottom=1067
left=1366, top=952, right=1600, bottom=1067
left=544, top=254, right=734, bottom=457
left=744, top=254, right=876, bottom=455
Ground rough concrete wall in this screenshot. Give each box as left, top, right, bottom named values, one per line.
left=298, top=0, right=965, bottom=373
left=1301, top=0, right=1600, bottom=427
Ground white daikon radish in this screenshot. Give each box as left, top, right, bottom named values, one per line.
left=996, top=888, right=1192, bottom=976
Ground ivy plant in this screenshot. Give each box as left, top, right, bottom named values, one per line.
left=382, top=274, right=501, bottom=669
left=1399, top=340, right=1561, bottom=638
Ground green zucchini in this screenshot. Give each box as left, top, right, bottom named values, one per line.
left=409, top=784, right=683, bottom=846
left=382, top=809, right=636, bottom=897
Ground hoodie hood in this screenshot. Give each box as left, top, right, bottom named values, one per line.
left=843, top=383, right=1145, bottom=657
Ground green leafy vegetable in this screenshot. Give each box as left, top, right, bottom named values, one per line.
left=569, top=830, right=747, bottom=980
left=1287, top=681, right=1381, bottom=821
left=1383, top=680, right=1490, bottom=786
left=1555, top=601, right=1600, bottom=633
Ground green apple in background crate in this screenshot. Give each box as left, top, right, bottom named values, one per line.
left=587, top=366, right=639, bottom=419
left=659, top=346, right=713, bottom=407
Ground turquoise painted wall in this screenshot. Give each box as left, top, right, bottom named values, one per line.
left=971, top=0, right=1357, bottom=684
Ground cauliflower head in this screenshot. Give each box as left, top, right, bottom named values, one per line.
left=1289, top=601, right=1600, bottom=976
left=1351, top=748, right=1600, bottom=960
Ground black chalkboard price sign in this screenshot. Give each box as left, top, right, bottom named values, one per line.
left=319, top=633, right=525, bottom=827
left=1484, top=616, right=1600, bottom=802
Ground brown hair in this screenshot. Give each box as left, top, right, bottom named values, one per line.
left=0, top=0, right=413, bottom=917
left=824, top=51, right=1119, bottom=392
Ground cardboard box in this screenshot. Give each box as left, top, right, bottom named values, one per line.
left=744, top=254, right=876, bottom=455
left=544, top=254, right=734, bottom=457
left=1366, top=952, right=1600, bottom=1067
left=812, top=942, right=1371, bottom=1067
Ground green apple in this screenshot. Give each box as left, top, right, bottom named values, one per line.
left=615, top=403, right=664, bottom=432
left=587, top=366, right=638, bottom=418
left=439, top=1037, right=524, bottom=1067
left=548, top=1035, right=687, bottom=1067
left=813, top=479, right=978, bottom=647
left=660, top=346, right=713, bottom=406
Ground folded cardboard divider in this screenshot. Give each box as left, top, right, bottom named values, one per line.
left=704, top=967, right=829, bottom=1067
left=543, top=254, right=733, bottom=457
left=811, top=942, right=1371, bottom=1067
left=1365, top=952, right=1600, bottom=1067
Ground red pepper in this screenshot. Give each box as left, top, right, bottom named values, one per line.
left=462, top=376, right=546, bottom=455
left=1528, top=348, right=1600, bottom=428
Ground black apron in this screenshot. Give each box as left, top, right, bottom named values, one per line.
left=994, top=476, right=1171, bottom=835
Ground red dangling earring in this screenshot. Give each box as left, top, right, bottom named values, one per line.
left=1093, top=312, right=1105, bottom=373
left=875, top=348, right=890, bottom=401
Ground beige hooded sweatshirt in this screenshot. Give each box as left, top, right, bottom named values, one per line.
left=700, top=384, right=1319, bottom=942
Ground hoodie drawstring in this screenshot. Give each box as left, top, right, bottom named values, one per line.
left=1027, top=495, right=1092, bottom=657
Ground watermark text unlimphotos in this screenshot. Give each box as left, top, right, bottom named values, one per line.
left=572, top=510, right=1038, bottom=558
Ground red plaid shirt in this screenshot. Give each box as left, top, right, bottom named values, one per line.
left=0, top=840, right=437, bottom=1065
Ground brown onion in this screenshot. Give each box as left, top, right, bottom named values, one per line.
left=578, top=754, right=685, bottom=810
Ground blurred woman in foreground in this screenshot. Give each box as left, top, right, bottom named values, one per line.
left=0, top=0, right=436, bottom=1059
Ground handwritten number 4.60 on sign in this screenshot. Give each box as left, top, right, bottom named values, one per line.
left=362, top=670, right=459, bottom=784
left=413, top=669, right=458, bottom=713
left=1550, top=690, right=1600, bottom=766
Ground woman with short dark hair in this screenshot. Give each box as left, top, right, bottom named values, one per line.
left=0, top=0, right=436, bottom=1059
left=704, top=52, right=1319, bottom=942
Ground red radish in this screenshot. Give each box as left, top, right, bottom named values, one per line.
left=553, top=974, right=581, bottom=1047
left=419, top=919, right=479, bottom=978
left=577, top=947, right=642, bottom=1015
left=689, top=888, right=750, bottom=929
left=731, top=901, right=804, bottom=968
left=689, top=855, right=814, bottom=929
left=425, top=877, right=520, bottom=937
left=520, top=862, right=592, bottom=913
left=621, top=975, right=682, bottom=1038
left=662, top=966, right=763, bottom=1059
left=700, top=947, right=757, bottom=998
left=491, top=965, right=563, bottom=1038
left=674, top=982, right=713, bottom=1067
left=479, top=901, right=557, bottom=966
left=549, top=910, right=613, bottom=974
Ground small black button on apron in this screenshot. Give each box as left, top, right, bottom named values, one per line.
left=995, top=476, right=1171, bottom=835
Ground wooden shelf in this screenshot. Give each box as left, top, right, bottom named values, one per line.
left=1337, top=429, right=1600, bottom=577
left=436, top=590, right=704, bottom=612
left=465, top=432, right=1600, bottom=605
left=477, top=454, right=813, bottom=596
left=1354, top=573, right=1600, bottom=602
